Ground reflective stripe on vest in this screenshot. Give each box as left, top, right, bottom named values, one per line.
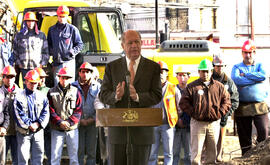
left=163, top=82, right=178, bottom=128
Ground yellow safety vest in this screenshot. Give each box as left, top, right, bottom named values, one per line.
left=163, top=82, right=178, bottom=128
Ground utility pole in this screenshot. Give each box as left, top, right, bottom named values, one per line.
left=155, top=0, right=159, bottom=48
left=249, top=0, right=254, bottom=40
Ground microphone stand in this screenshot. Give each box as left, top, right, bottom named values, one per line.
left=126, top=72, right=132, bottom=165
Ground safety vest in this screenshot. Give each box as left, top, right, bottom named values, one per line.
left=49, top=85, right=79, bottom=130
left=163, top=82, right=178, bottom=128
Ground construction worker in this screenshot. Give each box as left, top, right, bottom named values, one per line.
left=173, top=66, right=191, bottom=165
left=0, top=66, right=17, bottom=164
left=1, top=66, right=21, bottom=165
left=231, top=40, right=269, bottom=155
left=14, top=69, right=50, bottom=165
left=47, top=5, right=83, bottom=85
left=34, top=67, right=51, bottom=165
left=13, top=12, right=49, bottom=85
left=72, top=62, right=100, bottom=165
left=180, top=59, right=231, bottom=165
left=212, top=54, right=239, bottom=162
left=48, top=67, right=82, bottom=165
left=148, top=61, right=181, bottom=165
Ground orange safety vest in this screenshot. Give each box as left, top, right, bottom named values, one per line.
left=163, top=82, right=178, bottom=128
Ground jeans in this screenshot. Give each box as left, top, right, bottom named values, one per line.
left=51, top=129, right=79, bottom=165
left=173, top=127, right=191, bottom=165
left=78, top=125, right=97, bottom=165
left=44, top=126, right=51, bottom=165
left=148, top=124, right=175, bottom=165
left=0, top=136, right=6, bottom=165
left=6, top=135, right=18, bottom=165
left=53, top=60, right=75, bottom=86
left=17, top=130, right=44, bottom=165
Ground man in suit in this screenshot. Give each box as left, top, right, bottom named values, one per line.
left=99, top=29, right=162, bottom=165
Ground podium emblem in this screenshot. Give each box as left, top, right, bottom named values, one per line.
left=122, top=110, right=139, bottom=122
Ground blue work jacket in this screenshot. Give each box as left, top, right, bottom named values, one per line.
left=72, top=80, right=101, bottom=120
left=231, top=61, right=268, bottom=102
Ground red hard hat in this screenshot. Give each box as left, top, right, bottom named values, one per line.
left=24, top=12, right=38, bottom=21
left=80, top=62, right=93, bottom=71
left=57, top=67, right=72, bottom=77
left=24, top=70, right=40, bottom=82
left=2, top=66, right=16, bottom=76
left=35, top=67, right=47, bottom=77
left=157, top=61, right=169, bottom=71
left=57, top=5, right=69, bottom=17
left=242, top=40, right=256, bottom=52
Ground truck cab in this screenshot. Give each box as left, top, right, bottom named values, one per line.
left=15, top=0, right=125, bottom=86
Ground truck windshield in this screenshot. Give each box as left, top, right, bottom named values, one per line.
left=77, top=12, right=122, bottom=54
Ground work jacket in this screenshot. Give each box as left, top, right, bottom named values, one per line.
left=47, top=22, right=83, bottom=66
left=13, top=22, right=49, bottom=69
left=72, top=80, right=100, bottom=120
left=180, top=78, right=231, bottom=121
left=14, top=88, right=49, bottom=135
left=0, top=84, right=21, bottom=135
left=48, top=84, right=82, bottom=131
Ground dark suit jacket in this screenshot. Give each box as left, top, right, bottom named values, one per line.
left=99, top=56, right=162, bottom=145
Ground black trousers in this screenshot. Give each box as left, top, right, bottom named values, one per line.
left=235, top=113, right=269, bottom=155
left=108, top=143, right=151, bottom=165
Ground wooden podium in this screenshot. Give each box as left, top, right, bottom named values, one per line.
left=96, top=108, right=162, bottom=127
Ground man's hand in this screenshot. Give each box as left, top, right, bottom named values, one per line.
left=116, top=81, right=125, bottom=100
left=0, top=127, right=6, bottom=136
left=29, top=122, right=40, bottom=132
left=59, top=121, right=70, bottom=130
left=240, top=73, right=245, bottom=77
left=129, top=84, right=138, bottom=101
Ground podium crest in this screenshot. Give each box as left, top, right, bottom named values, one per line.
left=122, top=110, right=139, bottom=122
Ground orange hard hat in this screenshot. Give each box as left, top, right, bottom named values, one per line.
left=157, top=61, right=169, bottom=71
left=24, top=12, right=38, bottom=21
left=57, top=5, right=69, bottom=17
left=57, top=67, right=72, bottom=77
left=24, top=70, right=40, bottom=82
left=34, top=67, right=47, bottom=77
left=242, top=39, right=256, bottom=52
left=80, top=62, right=93, bottom=71
left=2, top=66, right=16, bottom=76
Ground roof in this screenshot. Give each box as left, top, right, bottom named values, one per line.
left=24, top=0, right=95, bottom=10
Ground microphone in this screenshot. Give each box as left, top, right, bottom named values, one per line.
left=126, top=71, right=131, bottom=108
left=126, top=71, right=130, bottom=85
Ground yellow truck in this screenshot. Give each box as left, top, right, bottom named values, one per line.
left=143, top=40, right=216, bottom=84
left=12, top=0, right=216, bottom=86
left=13, top=0, right=125, bottom=86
